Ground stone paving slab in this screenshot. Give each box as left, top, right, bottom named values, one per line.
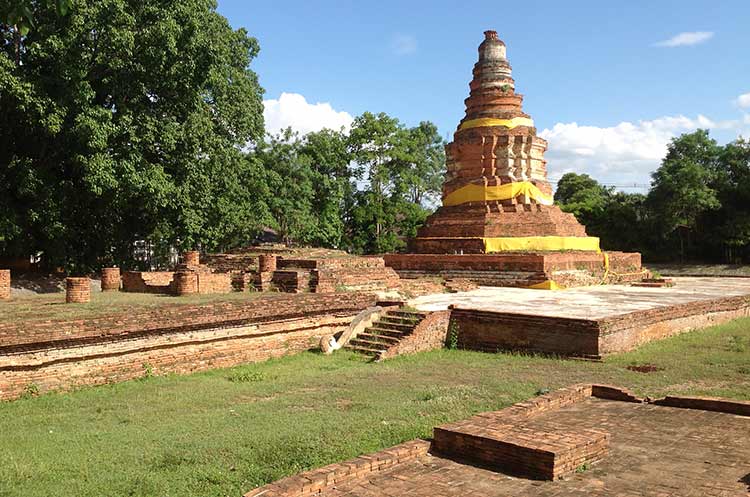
left=409, top=277, right=750, bottom=319
left=323, top=397, right=750, bottom=496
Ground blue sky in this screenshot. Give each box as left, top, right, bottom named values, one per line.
left=218, top=0, right=750, bottom=188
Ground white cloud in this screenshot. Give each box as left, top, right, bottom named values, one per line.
left=654, top=31, right=713, bottom=47
left=540, top=114, right=737, bottom=188
left=391, top=34, right=417, bottom=55
left=736, top=92, right=750, bottom=109
left=263, top=92, right=353, bottom=137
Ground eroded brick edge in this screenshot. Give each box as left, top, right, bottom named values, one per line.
left=243, top=439, right=430, bottom=497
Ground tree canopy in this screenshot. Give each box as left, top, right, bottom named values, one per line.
left=1, top=0, right=265, bottom=271
left=557, top=130, right=750, bottom=262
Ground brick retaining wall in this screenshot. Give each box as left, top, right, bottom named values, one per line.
left=0, top=293, right=378, bottom=400
left=450, top=293, right=750, bottom=357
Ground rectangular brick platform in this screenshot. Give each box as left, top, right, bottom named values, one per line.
left=384, top=252, right=643, bottom=288
left=432, top=422, right=609, bottom=480
left=410, top=277, right=750, bottom=357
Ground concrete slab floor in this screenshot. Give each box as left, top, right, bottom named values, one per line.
left=409, top=277, right=750, bottom=320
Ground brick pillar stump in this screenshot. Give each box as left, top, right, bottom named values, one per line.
left=173, top=271, right=198, bottom=296
left=66, top=277, right=91, bottom=303
left=258, top=254, right=277, bottom=273
left=0, top=269, right=10, bottom=300
left=101, top=267, right=121, bottom=291
left=183, top=250, right=200, bottom=266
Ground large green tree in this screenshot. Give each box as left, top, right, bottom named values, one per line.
left=647, top=130, right=721, bottom=261
left=0, top=0, right=265, bottom=271
left=253, top=127, right=351, bottom=248
left=346, top=112, right=444, bottom=253
left=554, top=172, right=612, bottom=227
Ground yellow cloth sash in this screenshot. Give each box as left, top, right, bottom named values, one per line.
left=458, top=117, right=534, bottom=131
left=483, top=236, right=601, bottom=253
left=443, top=181, right=554, bottom=207
left=527, top=280, right=560, bottom=290
left=415, top=236, right=601, bottom=253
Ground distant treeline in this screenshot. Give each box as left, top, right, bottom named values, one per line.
left=555, top=130, right=750, bottom=263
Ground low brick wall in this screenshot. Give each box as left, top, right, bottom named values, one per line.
left=597, top=295, right=750, bottom=354
left=197, top=272, right=231, bottom=294
left=450, top=309, right=601, bottom=357
left=244, top=385, right=672, bottom=495
left=202, top=253, right=258, bottom=273
left=122, top=271, right=174, bottom=293
left=244, top=440, right=431, bottom=497
left=652, top=395, right=750, bottom=416
left=0, top=293, right=378, bottom=400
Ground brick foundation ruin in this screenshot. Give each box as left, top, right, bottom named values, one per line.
left=245, top=385, right=750, bottom=496
left=120, top=247, right=403, bottom=297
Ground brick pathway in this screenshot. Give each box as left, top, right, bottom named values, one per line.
left=325, top=398, right=749, bottom=496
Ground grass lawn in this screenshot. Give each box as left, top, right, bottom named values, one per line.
left=1, top=318, right=748, bottom=497
left=1, top=291, right=268, bottom=325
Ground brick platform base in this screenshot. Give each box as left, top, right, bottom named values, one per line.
left=384, top=252, right=644, bottom=289
left=449, top=293, right=750, bottom=357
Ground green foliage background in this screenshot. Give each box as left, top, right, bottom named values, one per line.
left=555, top=130, right=750, bottom=262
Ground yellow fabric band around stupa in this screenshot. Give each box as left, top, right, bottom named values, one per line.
left=483, top=236, right=601, bottom=253
left=415, top=235, right=601, bottom=252
left=458, top=117, right=535, bottom=131
left=443, top=181, right=554, bottom=207
left=527, top=280, right=561, bottom=290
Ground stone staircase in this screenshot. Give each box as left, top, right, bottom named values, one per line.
left=345, top=310, right=427, bottom=360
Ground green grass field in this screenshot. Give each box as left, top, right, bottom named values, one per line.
left=1, top=318, right=748, bottom=497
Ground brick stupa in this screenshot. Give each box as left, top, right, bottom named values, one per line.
left=385, top=31, right=644, bottom=289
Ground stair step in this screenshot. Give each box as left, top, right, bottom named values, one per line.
left=373, top=321, right=416, bottom=332
left=357, top=333, right=401, bottom=344
left=345, top=345, right=382, bottom=356
left=366, top=326, right=410, bottom=337
left=388, top=310, right=427, bottom=319
left=379, top=316, right=421, bottom=325
left=348, top=338, right=389, bottom=350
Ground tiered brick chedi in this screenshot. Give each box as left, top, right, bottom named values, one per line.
left=387, top=31, right=643, bottom=288
left=415, top=30, right=594, bottom=254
